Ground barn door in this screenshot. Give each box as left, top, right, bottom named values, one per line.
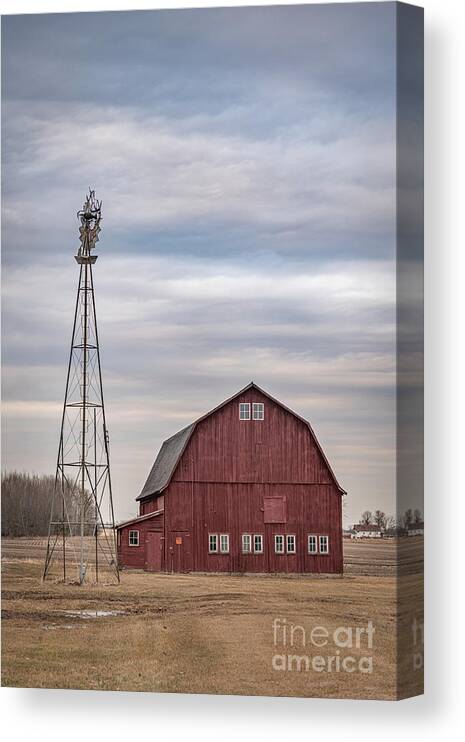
left=145, top=532, right=163, bottom=572
left=169, top=531, right=192, bottom=573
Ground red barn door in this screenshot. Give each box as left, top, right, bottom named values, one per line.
left=145, top=532, right=163, bottom=572
left=169, top=532, right=192, bottom=573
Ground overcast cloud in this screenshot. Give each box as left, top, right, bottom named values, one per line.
left=2, top=3, right=414, bottom=523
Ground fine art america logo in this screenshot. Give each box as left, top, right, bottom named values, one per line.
left=272, top=617, right=375, bottom=674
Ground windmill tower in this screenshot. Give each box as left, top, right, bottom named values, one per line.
left=43, top=190, right=119, bottom=584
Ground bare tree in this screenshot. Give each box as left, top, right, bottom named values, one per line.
left=1, top=471, right=95, bottom=537
left=403, top=508, right=413, bottom=528
left=360, top=510, right=373, bottom=526
left=385, top=515, right=396, bottom=530
left=373, top=510, right=387, bottom=530
left=413, top=508, right=423, bottom=524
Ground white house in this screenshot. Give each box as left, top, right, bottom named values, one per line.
left=351, top=524, right=383, bottom=539
left=407, top=522, right=424, bottom=537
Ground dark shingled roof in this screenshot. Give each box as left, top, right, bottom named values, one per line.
left=137, top=423, right=194, bottom=500
left=116, top=509, right=164, bottom=529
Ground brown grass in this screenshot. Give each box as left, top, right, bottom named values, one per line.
left=1, top=541, right=423, bottom=700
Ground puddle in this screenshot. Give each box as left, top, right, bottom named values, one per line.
left=43, top=624, right=86, bottom=630
left=62, top=609, right=124, bottom=619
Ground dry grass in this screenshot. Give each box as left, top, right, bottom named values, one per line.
left=1, top=541, right=423, bottom=700
left=2, top=539, right=422, bottom=699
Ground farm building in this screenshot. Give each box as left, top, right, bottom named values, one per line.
left=407, top=522, right=424, bottom=537
left=117, top=382, right=345, bottom=574
left=351, top=524, right=383, bottom=539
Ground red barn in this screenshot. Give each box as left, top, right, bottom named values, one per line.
left=117, top=383, right=345, bottom=575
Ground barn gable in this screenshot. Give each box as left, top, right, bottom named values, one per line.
left=137, top=382, right=345, bottom=500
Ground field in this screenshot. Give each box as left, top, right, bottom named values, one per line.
left=1, top=537, right=423, bottom=700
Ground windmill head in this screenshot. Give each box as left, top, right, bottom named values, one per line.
left=77, top=189, right=102, bottom=257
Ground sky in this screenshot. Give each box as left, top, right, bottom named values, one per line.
left=1, top=3, right=422, bottom=524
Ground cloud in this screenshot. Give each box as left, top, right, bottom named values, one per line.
left=3, top=254, right=396, bottom=369
left=2, top=251, right=397, bottom=520
left=2, top=100, right=396, bottom=262
left=2, top=4, right=396, bottom=109
left=0, top=3, right=422, bottom=524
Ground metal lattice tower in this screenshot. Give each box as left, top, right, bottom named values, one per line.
left=43, top=190, right=119, bottom=584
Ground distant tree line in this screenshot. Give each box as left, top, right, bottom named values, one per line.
left=1, top=471, right=95, bottom=537
left=358, top=508, right=423, bottom=530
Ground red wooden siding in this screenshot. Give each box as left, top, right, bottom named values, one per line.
left=174, top=389, right=333, bottom=486
left=117, top=512, right=164, bottom=570
left=140, top=494, right=164, bottom=516
left=118, top=385, right=343, bottom=574
left=161, top=482, right=341, bottom=574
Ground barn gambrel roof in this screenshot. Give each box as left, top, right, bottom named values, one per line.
left=137, top=423, right=194, bottom=501
left=137, top=382, right=346, bottom=500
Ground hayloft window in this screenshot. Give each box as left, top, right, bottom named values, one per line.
left=242, top=534, right=252, bottom=553
left=286, top=535, right=296, bottom=554
left=128, top=530, right=139, bottom=547
left=274, top=534, right=284, bottom=554
left=220, top=534, right=230, bottom=554
left=239, top=403, right=251, bottom=420
left=252, top=402, right=264, bottom=420
left=253, top=534, right=263, bottom=553
left=209, top=534, right=218, bottom=553
left=319, top=535, right=329, bottom=554
left=264, top=496, right=286, bottom=524
left=308, top=535, right=317, bottom=554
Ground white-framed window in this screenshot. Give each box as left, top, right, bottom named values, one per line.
left=319, top=535, right=329, bottom=554
left=239, top=402, right=251, bottom=420
left=286, top=534, right=296, bottom=553
left=253, top=534, right=263, bottom=553
left=242, top=534, right=252, bottom=554
left=129, top=530, right=139, bottom=546
left=252, top=402, right=264, bottom=420
left=275, top=534, right=284, bottom=554
left=308, top=534, right=318, bottom=554
left=209, top=534, right=218, bottom=553
left=220, top=534, right=230, bottom=553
